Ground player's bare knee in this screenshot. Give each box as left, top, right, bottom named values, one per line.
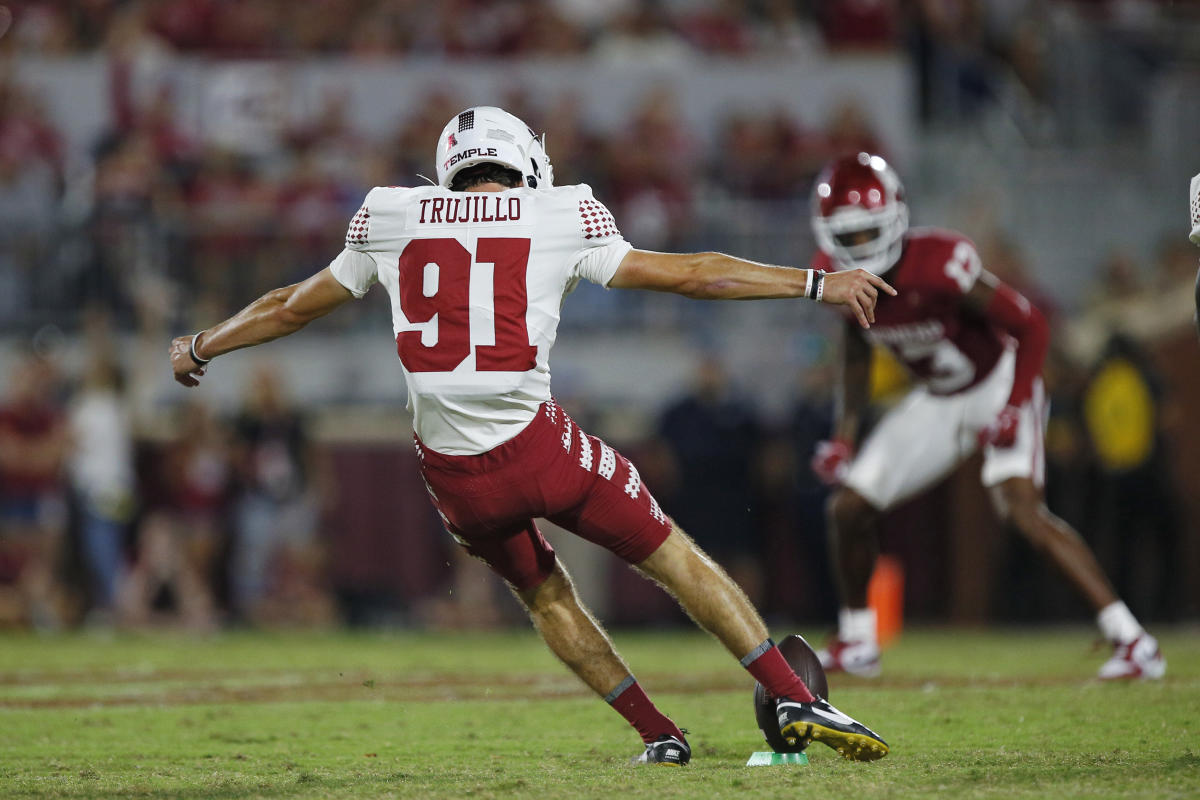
left=991, top=480, right=1037, bottom=526
left=635, top=527, right=694, bottom=581
left=518, top=563, right=573, bottom=615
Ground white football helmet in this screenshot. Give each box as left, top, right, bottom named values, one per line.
left=811, top=152, right=908, bottom=274
left=435, top=106, right=554, bottom=190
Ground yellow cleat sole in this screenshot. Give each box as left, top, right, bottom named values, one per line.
left=781, top=722, right=889, bottom=762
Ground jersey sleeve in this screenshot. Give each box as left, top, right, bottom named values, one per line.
left=344, top=189, right=377, bottom=253
left=332, top=189, right=382, bottom=298
left=328, top=247, right=378, bottom=299
left=921, top=233, right=983, bottom=296
left=571, top=189, right=632, bottom=287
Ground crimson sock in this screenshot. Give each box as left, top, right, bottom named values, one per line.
left=605, top=676, right=684, bottom=744
left=742, top=639, right=815, bottom=702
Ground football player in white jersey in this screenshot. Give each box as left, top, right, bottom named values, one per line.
left=170, top=106, right=895, bottom=764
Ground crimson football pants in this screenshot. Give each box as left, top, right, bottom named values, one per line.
left=415, top=400, right=673, bottom=591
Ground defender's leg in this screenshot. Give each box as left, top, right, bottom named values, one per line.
left=990, top=477, right=1116, bottom=610
left=819, top=486, right=885, bottom=676
left=990, top=477, right=1164, bottom=679
left=821, top=386, right=970, bottom=676
left=828, top=487, right=882, bottom=610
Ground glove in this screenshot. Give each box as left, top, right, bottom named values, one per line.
left=979, top=405, right=1021, bottom=449
left=812, top=439, right=854, bottom=486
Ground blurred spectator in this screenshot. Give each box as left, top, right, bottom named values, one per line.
left=230, top=366, right=333, bottom=626
left=908, top=0, right=997, bottom=124
left=122, top=399, right=230, bottom=630
left=715, top=111, right=825, bottom=199
left=678, top=0, right=755, bottom=54
left=1081, top=334, right=1182, bottom=620
left=1067, top=247, right=1196, bottom=363
left=67, top=351, right=137, bottom=620
left=605, top=88, right=696, bottom=249
left=977, top=230, right=1060, bottom=327
left=655, top=358, right=765, bottom=605
left=819, top=0, right=900, bottom=49
left=780, top=364, right=840, bottom=621
left=88, top=130, right=176, bottom=318
left=822, top=100, right=888, bottom=162
left=591, top=3, right=695, bottom=64
left=0, top=354, right=70, bottom=629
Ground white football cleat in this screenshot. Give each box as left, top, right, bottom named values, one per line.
left=817, top=637, right=881, bottom=678
left=1098, top=633, right=1166, bottom=680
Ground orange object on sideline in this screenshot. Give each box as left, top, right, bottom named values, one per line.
left=868, top=555, right=904, bottom=648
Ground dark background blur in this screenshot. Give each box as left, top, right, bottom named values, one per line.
left=0, top=0, right=1198, bottom=633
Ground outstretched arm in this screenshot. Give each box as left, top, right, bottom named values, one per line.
left=811, top=319, right=871, bottom=485
left=608, top=249, right=896, bottom=328
left=170, top=267, right=355, bottom=387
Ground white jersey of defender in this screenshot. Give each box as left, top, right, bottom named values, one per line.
left=329, top=183, right=631, bottom=455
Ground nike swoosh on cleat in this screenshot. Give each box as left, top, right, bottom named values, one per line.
left=810, top=705, right=855, bottom=726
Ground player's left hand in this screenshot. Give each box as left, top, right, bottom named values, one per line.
left=821, top=268, right=897, bottom=329
left=979, top=404, right=1020, bottom=449
left=170, top=335, right=206, bottom=387
left=812, top=438, right=854, bottom=485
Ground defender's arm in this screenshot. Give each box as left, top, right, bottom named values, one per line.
left=609, top=249, right=896, bottom=328
left=835, top=319, right=873, bottom=445
left=963, top=273, right=1049, bottom=410
left=810, top=318, right=871, bottom=485
left=171, top=267, right=354, bottom=387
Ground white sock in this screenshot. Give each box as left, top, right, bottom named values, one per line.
left=1097, top=601, right=1142, bottom=644
left=839, top=607, right=877, bottom=644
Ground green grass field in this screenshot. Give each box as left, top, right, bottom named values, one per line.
left=1, top=627, right=1197, bottom=799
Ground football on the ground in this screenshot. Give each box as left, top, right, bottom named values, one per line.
left=752, top=634, right=830, bottom=753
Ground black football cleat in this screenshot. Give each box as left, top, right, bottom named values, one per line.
left=632, top=733, right=691, bottom=766
left=775, top=697, right=888, bottom=761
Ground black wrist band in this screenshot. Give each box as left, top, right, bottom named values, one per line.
left=814, top=270, right=826, bottom=303
left=189, top=332, right=211, bottom=366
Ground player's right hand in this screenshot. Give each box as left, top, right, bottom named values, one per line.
left=978, top=405, right=1020, bottom=449
left=821, top=268, right=897, bottom=328
left=170, top=335, right=206, bottom=387
left=812, top=438, right=854, bottom=485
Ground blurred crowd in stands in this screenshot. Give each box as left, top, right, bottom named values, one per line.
left=0, top=0, right=1197, bottom=631
left=0, top=328, right=335, bottom=630
left=4, top=0, right=1196, bottom=332
left=10, top=0, right=1196, bottom=59
left=0, top=73, right=887, bottom=336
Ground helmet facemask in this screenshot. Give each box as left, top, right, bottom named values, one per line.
left=814, top=201, right=908, bottom=274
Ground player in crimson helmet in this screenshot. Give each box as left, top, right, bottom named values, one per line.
left=810, top=153, right=1165, bottom=681
left=170, top=108, right=895, bottom=763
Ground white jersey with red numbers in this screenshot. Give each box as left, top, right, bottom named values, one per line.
left=814, top=227, right=1005, bottom=396
left=329, top=184, right=631, bottom=455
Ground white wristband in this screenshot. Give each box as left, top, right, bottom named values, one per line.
left=190, top=331, right=211, bottom=365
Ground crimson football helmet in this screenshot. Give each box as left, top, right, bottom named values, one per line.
left=811, top=152, right=908, bottom=274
